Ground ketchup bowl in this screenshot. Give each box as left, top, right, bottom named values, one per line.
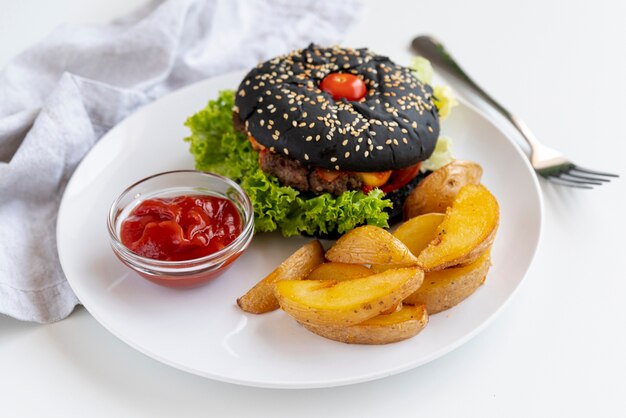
left=107, top=170, right=254, bottom=288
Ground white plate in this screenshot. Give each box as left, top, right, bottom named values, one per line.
left=57, top=71, right=542, bottom=389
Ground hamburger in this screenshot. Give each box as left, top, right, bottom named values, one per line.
left=185, top=45, right=443, bottom=237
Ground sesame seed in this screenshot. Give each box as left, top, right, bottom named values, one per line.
left=304, top=153, right=309, bottom=160
left=283, top=113, right=288, bottom=120
left=292, top=121, right=298, bottom=127
left=305, top=136, right=312, bottom=141
left=364, top=151, right=369, bottom=157
left=344, top=151, right=350, bottom=158
left=260, top=120, right=265, bottom=126
left=330, top=157, right=338, bottom=162
left=402, top=137, right=408, bottom=144
left=283, top=148, right=289, bottom=155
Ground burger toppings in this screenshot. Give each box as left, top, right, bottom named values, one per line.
left=184, top=45, right=455, bottom=238
left=259, top=150, right=364, bottom=195
left=320, top=73, right=367, bottom=101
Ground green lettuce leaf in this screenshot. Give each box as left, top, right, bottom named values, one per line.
left=184, top=90, right=392, bottom=237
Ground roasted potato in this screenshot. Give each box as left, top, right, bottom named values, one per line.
left=369, top=213, right=444, bottom=273
left=393, top=213, right=445, bottom=256
left=404, top=160, right=483, bottom=219
left=307, top=262, right=401, bottom=314
left=380, top=301, right=403, bottom=315
left=237, top=240, right=324, bottom=314
left=404, top=250, right=491, bottom=313
left=306, top=262, right=372, bottom=281
left=417, top=184, right=499, bottom=272
left=325, top=225, right=418, bottom=266
left=274, top=267, right=424, bottom=326
left=301, top=304, right=428, bottom=345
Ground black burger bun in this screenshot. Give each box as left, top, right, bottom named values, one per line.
left=234, top=44, right=440, bottom=172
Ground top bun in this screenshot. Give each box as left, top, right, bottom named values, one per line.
left=234, top=44, right=440, bottom=172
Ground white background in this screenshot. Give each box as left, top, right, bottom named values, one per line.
left=2, top=1, right=625, bottom=417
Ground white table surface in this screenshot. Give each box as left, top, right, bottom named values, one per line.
left=2, top=1, right=625, bottom=416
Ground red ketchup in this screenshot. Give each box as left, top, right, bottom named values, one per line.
left=120, top=195, right=242, bottom=262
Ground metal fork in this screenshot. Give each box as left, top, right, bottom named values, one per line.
left=411, top=35, right=618, bottom=189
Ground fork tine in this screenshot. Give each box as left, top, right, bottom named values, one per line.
left=546, top=177, right=594, bottom=189
left=571, top=165, right=619, bottom=178
left=556, top=173, right=603, bottom=186
left=561, top=172, right=609, bottom=184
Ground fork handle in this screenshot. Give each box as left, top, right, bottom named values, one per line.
left=411, top=35, right=542, bottom=151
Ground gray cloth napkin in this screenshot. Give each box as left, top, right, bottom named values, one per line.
left=0, top=0, right=362, bottom=323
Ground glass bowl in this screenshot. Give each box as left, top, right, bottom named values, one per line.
left=107, top=170, right=254, bottom=288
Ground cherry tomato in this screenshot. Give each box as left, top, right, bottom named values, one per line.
left=320, top=73, right=367, bottom=101
left=381, top=163, right=422, bottom=193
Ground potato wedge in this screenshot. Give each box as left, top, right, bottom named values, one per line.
left=404, top=160, right=483, bottom=219
left=404, top=250, right=491, bottom=313
left=307, top=262, right=401, bottom=315
left=393, top=213, right=445, bottom=256
left=325, top=225, right=418, bottom=266
left=237, top=240, right=324, bottom=314
left=417, top=184, right=499, bottom=271
left=275, top=267, right=424, bottom=326
left=380, top=301, right=403, bottom=315
left=301, top=304, right=428, bottom=345
left=306, top=262, right=372, bottom=281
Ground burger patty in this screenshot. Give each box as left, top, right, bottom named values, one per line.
left=259, top=151, right=363, bottom=196
left=234, top=111, right=364, bottom=195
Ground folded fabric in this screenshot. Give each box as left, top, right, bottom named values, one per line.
left=0, top=0, right=363, bottom=323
